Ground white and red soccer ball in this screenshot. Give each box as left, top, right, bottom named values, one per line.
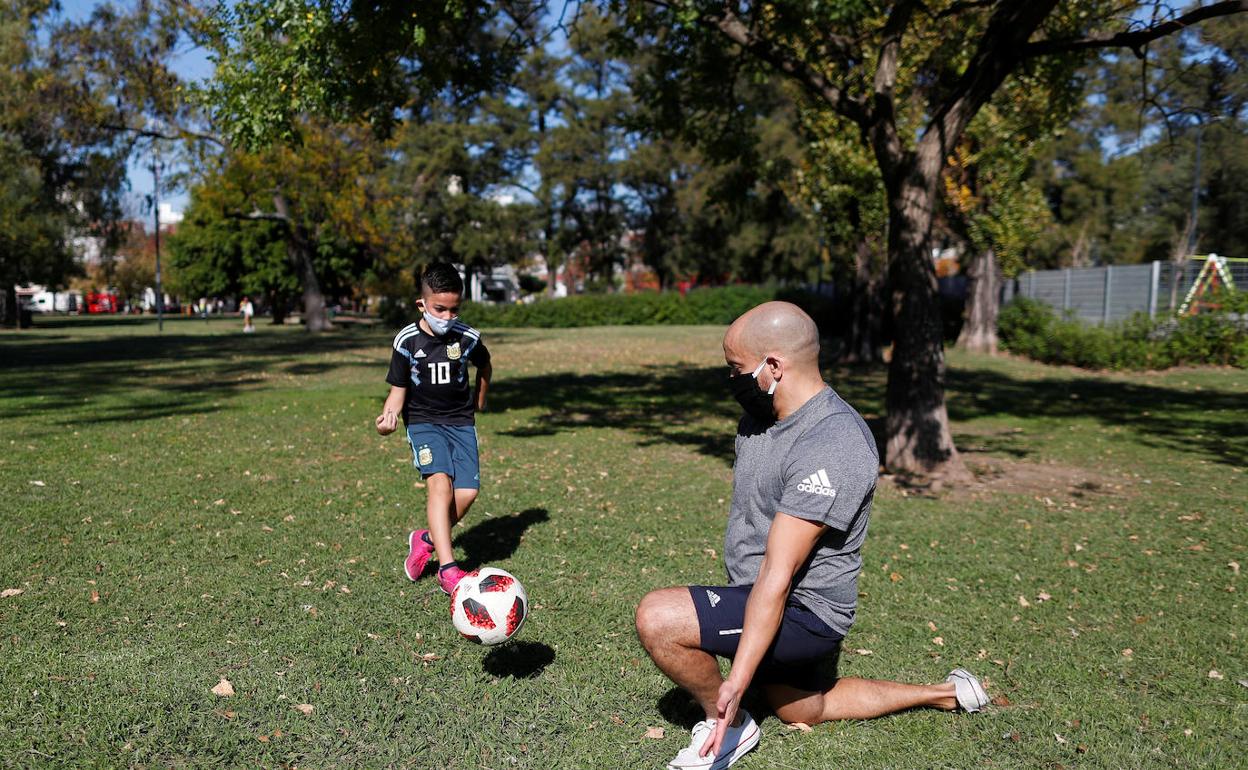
left=450, top=567, right=527, bottom=645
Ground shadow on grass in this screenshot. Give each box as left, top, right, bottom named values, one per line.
left=481, top=640, right=555, bottom=680
left=0, top=327, right=384, bottom=424
left=454, top=508, right=549, bottom=572
left=947, top=366, right=1246, bottom=467
left=489, top=365, right=741, bottom=466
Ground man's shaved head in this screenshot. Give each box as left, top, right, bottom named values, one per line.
left=724, top=301, right=820, bottom=367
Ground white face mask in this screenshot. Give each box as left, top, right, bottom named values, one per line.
left=423, top=310, right=453, bottom=336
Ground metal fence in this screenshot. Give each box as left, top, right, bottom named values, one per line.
left=1009, top=256, right=1248, bottom=325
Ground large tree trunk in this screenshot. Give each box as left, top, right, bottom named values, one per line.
left=1, top=283, right=16, bottom=328
left=844, top=236, right=886, bottom=363
left=880, top=156, right=970, bottom=482
left=273, top=191, right=331, bottom=333
left=956, top=248, right=1000, bottom=354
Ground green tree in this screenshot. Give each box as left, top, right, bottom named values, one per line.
left=0, top=0, right=132, bottom=326
left=621, top=0, right=1248, bottom=479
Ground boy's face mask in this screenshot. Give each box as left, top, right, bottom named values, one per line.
left=727, top=359, right=777, bottom=422
left=423, top=310, right=453, bottom=336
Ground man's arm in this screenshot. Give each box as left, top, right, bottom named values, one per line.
left=702, top=512, right=827, bottom=757
left=474, top=361, right=491, bottom=412
left=375, top=385, right=406, bottom=435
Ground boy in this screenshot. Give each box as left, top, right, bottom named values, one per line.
left=375, top=263, right=492, bottom=595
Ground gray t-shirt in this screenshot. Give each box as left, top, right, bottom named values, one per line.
left=724, top=386, right=878, bottom=636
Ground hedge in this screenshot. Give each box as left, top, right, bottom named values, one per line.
left=998, top=295, right=1248, bottom=370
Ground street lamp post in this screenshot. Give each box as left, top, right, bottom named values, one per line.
left=152, top=158, right=164, bottom=333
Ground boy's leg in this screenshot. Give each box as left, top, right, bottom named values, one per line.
left=453, top=488, right=478, bottom=523
left=425, top=472, right=457, bottom=567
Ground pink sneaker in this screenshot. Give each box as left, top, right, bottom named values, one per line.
left=438, top=565, right=467, bottom=595
left=404, top=530, right=434, bottom=582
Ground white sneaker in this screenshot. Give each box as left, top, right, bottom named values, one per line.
left=946, top=667, right=990, bottom=713
left=666, top=711, right=761, bottom=770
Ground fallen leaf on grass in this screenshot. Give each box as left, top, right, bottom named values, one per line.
left=419, top=653, right=440, bottom=663
left=889, top=572, right=903, bottom=583
left=211, top=678, right=235, bottom=697
left=1037, top=591, right=1052, bottom=602
left=1055, top=733, right=1068, bottom=744
left=256, top=734, right=269, bottom=743
left=784, top=722, right=812, bottom=732
left=1121, top=649, right=1133, bottom=658
left=703, top=548, right=717, bottom=560
left=1230, top=561, right=1241, bottom=576
left=215, top=709, right=235, bottom=720
left=932, top=637, right=944, bottom=646
left=853, top=649, right=873, bottom=656
left=1208, top=670, right=1224, bottom=680
left=294, top=703, right=314, bottom=715
left=927, top=621, right=938, bottom=632
left=1018, top=595, right=1031, bottom=608
left=991, top=695, right=1011, bottom=707
left=1076, top=744, right=1088, bottom=754
left=89, top=590, right=100, bottom=603
left=1, top=588, right=23, bottom=599
left=644, top=727, right=665, bottom=740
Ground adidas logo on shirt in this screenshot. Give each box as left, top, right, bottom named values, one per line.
left=797, top=469, right=837, bottom=498
left=706, top=589, right=721, bottom=608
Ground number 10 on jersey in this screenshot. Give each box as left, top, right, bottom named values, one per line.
left=427, top=361, right=452, bottom=384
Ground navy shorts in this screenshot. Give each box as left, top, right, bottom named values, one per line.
left=689, top=584, right=843, bottom=691
left=406, top=423, right=480, bottom=489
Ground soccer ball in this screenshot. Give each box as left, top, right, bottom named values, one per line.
left=450, top=567, right=528, bottom=645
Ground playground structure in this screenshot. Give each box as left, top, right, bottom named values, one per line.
left=1177, top=254, right=1243, bottom=316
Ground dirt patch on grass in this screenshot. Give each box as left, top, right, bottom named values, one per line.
left=880, top=455, right=1133, bottom=505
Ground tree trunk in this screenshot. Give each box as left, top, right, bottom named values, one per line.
left=844, top=236, right=886, bottom=363
left=269, top=290, right=288, bottom=325
left=1, top=284, right=16, bottom=328
left=880, top=158, right=970, bottom=482
left=273, top=191, right=331, bottom=332
left=956, top=248, right=1000, bottom=354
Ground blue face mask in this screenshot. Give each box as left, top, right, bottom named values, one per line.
left=423, top=311, right=453, bottom=336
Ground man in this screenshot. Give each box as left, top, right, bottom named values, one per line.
left=635, top=302, right=988, bottom=770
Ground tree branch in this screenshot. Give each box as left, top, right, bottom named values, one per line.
left=101, top=122, right=227, bottom=149
left=694, top=1, right=867, bottom=124
left=924, top=0, right=1059, bottom=163
left=1024, top=1, right=1248, bottom=59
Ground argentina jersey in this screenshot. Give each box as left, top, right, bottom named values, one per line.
left=386, top=319, right=490, bottom=426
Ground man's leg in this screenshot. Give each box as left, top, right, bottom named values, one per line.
left=635, top=587, right=724, bottom=718
left=763, top=678, right=957, bottom=724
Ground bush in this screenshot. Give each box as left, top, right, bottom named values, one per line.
left=998, top=295, right=1248, bottom=370
left=436, top=285, right=833, bottom=330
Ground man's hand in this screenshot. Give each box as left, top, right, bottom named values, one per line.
left=375, top=410, right=398, bottom=435
left=700, top=678, right=745, bottom=758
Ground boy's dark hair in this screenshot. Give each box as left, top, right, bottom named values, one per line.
left=419, top=263, right=464, bottom=295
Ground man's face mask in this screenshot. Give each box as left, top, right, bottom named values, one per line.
left=728, top=359, right=777, bottom=422
left=423, top=310, right=453, bottom=336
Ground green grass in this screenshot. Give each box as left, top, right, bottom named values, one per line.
left=1, top=316, right=1245, bottom=769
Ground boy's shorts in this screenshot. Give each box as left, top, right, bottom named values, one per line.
left=689, top=584, right=843, bottom=691
left=406, top=423, right=480, bottom=489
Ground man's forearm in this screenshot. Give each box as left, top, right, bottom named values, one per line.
left=725, top=565, right=789, bottom=688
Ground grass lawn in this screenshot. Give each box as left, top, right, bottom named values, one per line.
left=1, top=316, right=1244, bottom=769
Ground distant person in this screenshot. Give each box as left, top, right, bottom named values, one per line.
left=635, top=302, right=989, bottom=770
left=240, top=296, right=255, bottom=333
left=374, top=263, right=492, bottom=595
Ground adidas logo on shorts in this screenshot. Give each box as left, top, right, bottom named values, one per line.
left=797, top=469, right=837, bottom=498
left=706, top=589, right=721, bottom=608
